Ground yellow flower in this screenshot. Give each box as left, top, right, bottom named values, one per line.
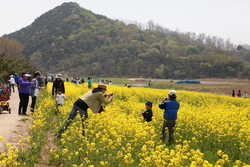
left=217, top=150, right=223, bottom=156
left=0, top=136, right=4, bottom=142
left=100, top=161, right=105, bottom=165
left=6, top=143, right=11, bottom=147
left=62, top=148, right=68, bottom=154
left=27, top=82, right=250, bottom=166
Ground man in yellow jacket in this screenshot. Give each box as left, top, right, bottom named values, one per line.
left=56, top=84, right=114, bottom=138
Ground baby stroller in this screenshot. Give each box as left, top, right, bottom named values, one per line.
left=0, top=86, right=11, bottom=114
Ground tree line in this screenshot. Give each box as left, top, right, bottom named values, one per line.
left=0, top=37, right=38, bottom=82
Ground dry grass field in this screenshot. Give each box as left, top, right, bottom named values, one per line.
left=124, top=78, right=250, bottom=96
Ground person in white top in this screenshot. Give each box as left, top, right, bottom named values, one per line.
left=9, top=75, right=16, bottom=92
left=56, top=88, right=66, bottom=114
left=30, top=72, right=42, bottom=113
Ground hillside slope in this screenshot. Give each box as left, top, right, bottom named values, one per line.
left=5, top=2, right=250, bottom=78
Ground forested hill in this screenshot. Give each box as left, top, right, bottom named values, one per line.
left=5, top=2, right=250, bottom=78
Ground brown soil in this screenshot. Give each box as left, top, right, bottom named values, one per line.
left=198, top=78, right=250, bottom=83
left=196, top=78, right=250, bottom=95
left=129, top=78, right=250, bottom=96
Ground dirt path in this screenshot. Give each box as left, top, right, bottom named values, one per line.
left=0, top=87, right=30, bottom=153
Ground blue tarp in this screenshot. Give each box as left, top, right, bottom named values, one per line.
left=176, top=80, right=201, bottom=84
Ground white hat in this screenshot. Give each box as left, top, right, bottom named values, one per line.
left=56, top=74, right=62, bottom=78
left=23, top=74, right=31, bottom=77
left=168, top=90, right=177, bottom=97
left=10, top=75, right=13, bottom=77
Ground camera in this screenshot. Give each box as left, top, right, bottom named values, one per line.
left=106, top=93, right=113, bottom=97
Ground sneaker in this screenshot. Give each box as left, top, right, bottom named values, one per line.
left=22, top=113, right=29, bottom=116
left=55, top=134, right=61, bottom=139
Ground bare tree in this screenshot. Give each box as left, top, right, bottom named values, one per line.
left=147, top=20, right=156, bottom=31
left=0, top=37, right=23, bottom=58
left=225, top=38, right=235, bottom=51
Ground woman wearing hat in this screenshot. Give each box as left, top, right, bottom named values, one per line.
left=56, top=84, right=114, bottom=138
left=18, top=72, right=34, bottom=115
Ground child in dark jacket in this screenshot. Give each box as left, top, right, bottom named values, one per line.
left=141, top=101, right=153, bottom=122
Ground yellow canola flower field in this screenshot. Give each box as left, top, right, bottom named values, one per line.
left=2, top=82, right=250, bottom=167
left=48, top=82, right=250, bottom=167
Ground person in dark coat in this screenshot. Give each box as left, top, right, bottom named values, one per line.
left=237, top=90, right=241, bottom=97
left=232, top=90, right=235, bottom=97
left=141, top=101, right=153, bottom=122
left=52, top=74, right=65, bottom=96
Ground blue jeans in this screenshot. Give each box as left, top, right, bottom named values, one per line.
left=9, top=84, right=15, bottom=92
left=56, top=104, right=88, bottom=137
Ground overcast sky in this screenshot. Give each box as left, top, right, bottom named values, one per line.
left=1, top=0, right=249, bottom=45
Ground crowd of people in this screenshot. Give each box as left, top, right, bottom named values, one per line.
left=6, top=71, right=179, bottom=143
left=51, top=76, right=179, bottom=143
left=7, top=72, right=249, bottom=144
left=232, top=90, right=248, bottom=98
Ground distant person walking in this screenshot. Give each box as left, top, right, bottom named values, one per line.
left=87, top=77, right=92, bottom=89
left=44, top=75, right=48, bottom=87
left=8, top=75, right=15, bottom=92
left=244, top=91, right=247, bottom=98
left=232, top=90, right=235, bottom=97
left=13, top=73, right=20, bottom=89
left=81, top=78, right=85, bottom=84
left=237, top=90, right=241, bottom=97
